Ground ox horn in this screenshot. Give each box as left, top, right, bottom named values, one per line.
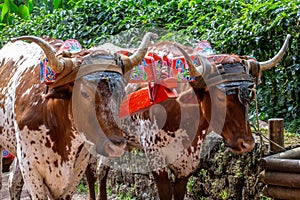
left=174, top=43, right=202, bottom=77
left=125, top=32, right=158, bottom=72
left=174, top=43, right=212, bottom=78
left=11, top=36, right=64, bottom=73
left=259, top=34, right=291, bottom=71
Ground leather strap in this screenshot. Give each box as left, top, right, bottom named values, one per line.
left=205, top=73, right=254, bottom=88
left=243, top=59, right=260, bottom=84
left=48, top=63, right=122, bottom=89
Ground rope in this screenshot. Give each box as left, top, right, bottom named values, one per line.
left=255, top=131, right=286, bottom=151
left=248, top=87, right=286, bottom=193
left=249, top=87, right=286, bottom=151
left=249, top=87, right=265, bottom=193
left=248, top=88, right=263, bottom=149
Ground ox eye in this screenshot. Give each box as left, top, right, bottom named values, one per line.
left=81, top=91, right=89, bottom=98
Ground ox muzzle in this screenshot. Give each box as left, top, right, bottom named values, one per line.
left=206, top=62, right=256, bottom=153
left=72, top=54, right=128, bottom=158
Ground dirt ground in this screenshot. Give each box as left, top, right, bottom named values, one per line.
left=0, top=172, right=30, bottom=200
left=0, top=172, right=88, bottom=200
left=1, top=129, right=298, bottom=199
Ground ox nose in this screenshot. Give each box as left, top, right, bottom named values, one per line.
left=96, top=138, right=126, bottom=158
left=228, top=137, right=255, bottom=154
left=110, top=138, right=126, bottom=145
left=235, top=138, right=255, bottom=154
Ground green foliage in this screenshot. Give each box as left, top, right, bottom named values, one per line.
left=0, top=0, right=299, bottom=132
left=187, top=178, right=195, bottom=193
left=53, top=0, right=62, bottom=9
left=117, top=190, right=136, bottom=200
left=0, top=0, right=72, bottom=28
left=219, top=189, right=228, bottom=200
left=76, top=179, right=89, bottom=194
left=0, top=0, right=31, bottom=27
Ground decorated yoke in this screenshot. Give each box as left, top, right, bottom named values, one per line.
left=39, top=39, right=258, bottom=118
left=119, top=41, right=217, bottom=118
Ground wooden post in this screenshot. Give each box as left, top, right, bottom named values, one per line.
left=268, top=118, right=284, bottom=153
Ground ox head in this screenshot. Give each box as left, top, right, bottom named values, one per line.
left=175, top=34, right=291, bottom=154
left=11, top=32, right=157, bottom=157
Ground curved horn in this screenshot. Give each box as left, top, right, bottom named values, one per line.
left=197, top=54, right=212, bottom=78
left=128, top=32, right=158, bottom=67
left=174, top=43, right=204, bottom=77
left=11, top=36, right=64, bottom=73
left=259, top=34, right=291, bottom=71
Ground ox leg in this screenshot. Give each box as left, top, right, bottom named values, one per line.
left=84, top=155, right=110, bottom=200
left=96, top=156, right=111, bottom=200
left=85, top=162, right=97, bottom=200
left=152, top=170, right=173, bottom=200
left=97, top=165, right=110, bottom=200
left=9, top=158, right=25, bottom=200
left=173, top=176, right=189, bottom=200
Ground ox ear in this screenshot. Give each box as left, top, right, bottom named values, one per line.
left=44, top=84, right=73, bottom=99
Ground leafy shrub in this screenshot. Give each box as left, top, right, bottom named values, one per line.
left=0, top=0, right=32, bottom=28
left=0, top=0, right=299, bottom=133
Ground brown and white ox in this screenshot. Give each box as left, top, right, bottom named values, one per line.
left=0, top=32, right=156, bottom=199
left=88, top=35, right=291, bottom=200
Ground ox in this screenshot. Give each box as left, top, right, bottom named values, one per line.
left=87, top=35, right=291, bottom=200
left=0, top=32, right=156, bottom=199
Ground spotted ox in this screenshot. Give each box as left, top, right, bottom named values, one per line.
left=89, top=35, right=291, bottom=200
left=0, top=32, right=156, bottom=199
